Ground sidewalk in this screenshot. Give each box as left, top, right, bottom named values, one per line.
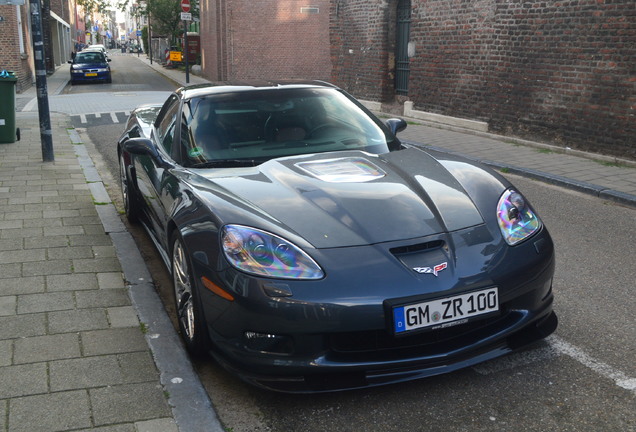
left=2, top=65, right=224, bottom=430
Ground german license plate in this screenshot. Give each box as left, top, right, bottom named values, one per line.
left=393, top=287, right=498, bottom=334
left=85, top=73, right=98, bottom=77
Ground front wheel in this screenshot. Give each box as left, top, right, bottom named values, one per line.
left=172, top=233, right=211, bottom=356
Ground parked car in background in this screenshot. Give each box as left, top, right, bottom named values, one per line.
left=68, top=50, right=112, bottom=84
left=118, top=81, right=557, bottom=393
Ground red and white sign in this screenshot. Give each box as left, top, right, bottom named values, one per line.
left=181, top=0, right=190, bottom=12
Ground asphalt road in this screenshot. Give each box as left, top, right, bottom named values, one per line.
left=66, top=52, right=635, bottom=432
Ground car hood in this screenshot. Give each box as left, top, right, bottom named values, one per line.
left=197, top=148, right=504, bottom=248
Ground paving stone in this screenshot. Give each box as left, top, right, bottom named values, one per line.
left=8, top=390, right=92, bottom=432
left=1, top=399, right=6, bottom=432
left=0, top=238, right=23, bottom=251
left=17, top=291, right=74, bottom=314
left=0, top=296, right=16, bottom=316
left=0, top=248, right=45, bottom=264
left=46, top=245, right=94, bottom=260
left=0, top=276, right=45, bottom=295
left=0, top=227, right=43, bottom=239
left=21, top=259, right=73, bottom=277
left=0, top=313, right=46, bottom=340
left=92, top=245, right=118, bottom=258
left=14, top=333, right=81, bottom=364
left=135, top=418, right=179, bottom=432
left=107, top=306, right=140, bottom=328
left=81, top=327, right=148, bottom=356
left=0, top=340, right=12, bottom=366
left=23, top=235, right=70, bottom=249
left=47, top=273, right=98, bottom=292
left=0, top=263, right=21, bottom=279
left=73, top=256, right=122, bottom=273
left=90, top=382, right=171, bottom=426
left=49, top=355, right=124, bottom=391
left=118, top=352, right=161, bottom=383
left=48, top=308, right=109, bottom=334
left=0, top=363, right=48, bottom=399
left=76, top=288, right=131, bottom=309
left=97, top=271, right=125, bottom=289
left=69, top=234, right=113, bottom=247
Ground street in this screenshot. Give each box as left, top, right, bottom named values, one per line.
left=58, top=52, right=635, bottom=432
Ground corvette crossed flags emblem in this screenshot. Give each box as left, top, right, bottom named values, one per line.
left=413, top=262, right=448, bottom=277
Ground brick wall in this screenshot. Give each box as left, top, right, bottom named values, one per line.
left=330, top=0, right=395, bottom=101
left=331, top=0, right=636, bottom=161
left=0, top=5, right=34, bottom=93
left=200, top=0, right=331, bottom=81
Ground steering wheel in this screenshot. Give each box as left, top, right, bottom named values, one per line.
left=307, top=123, right=333, bottom=139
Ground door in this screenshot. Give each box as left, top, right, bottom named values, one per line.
left=395, top=0, right=411, bottom=95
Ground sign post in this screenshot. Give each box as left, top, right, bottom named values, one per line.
left=181, top=0, right=190, bottom=84
left=29, top=0, right=54, bottom=161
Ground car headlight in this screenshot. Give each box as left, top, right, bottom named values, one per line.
left=221, top=225, right=324, bottom=279
left=496, top=189, right=541, bottom=245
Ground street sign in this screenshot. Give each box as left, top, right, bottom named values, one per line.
left=181, top=0, right=190, bottom=12
left=180, top=12, right=192, bottom=21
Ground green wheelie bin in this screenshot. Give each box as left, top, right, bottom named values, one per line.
left=0, top=71, right=19, bottom=143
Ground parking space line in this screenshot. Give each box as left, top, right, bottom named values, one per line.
left=111, top=112, right=119, bottom=123
left=472, top=335, right=636, bottom=394
left=549, top=335, right=636, bottom=393
left=80, top=114, right=87, bottom=124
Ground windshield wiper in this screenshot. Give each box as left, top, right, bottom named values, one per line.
left=190, top=159, right=261, bottom=168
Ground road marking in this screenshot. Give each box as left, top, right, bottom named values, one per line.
left=79, top=114, right=87, bottom=124
left=472, top=335, right=636, bottom=394
left=549, top=335, right=636, bottom=393
left=110, top=112, right=119, bottom=123
left=472, top=343, right=559, bottom=375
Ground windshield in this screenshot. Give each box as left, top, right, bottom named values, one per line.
left=180, top=88, right=393, bottom=167
left=74, top=52, right=105, bottom=63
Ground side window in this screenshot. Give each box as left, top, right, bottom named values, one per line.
left=156, top=95, right=180, bottom=154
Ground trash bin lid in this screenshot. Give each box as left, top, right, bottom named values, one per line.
left=0, top=70, right=17, bottom=82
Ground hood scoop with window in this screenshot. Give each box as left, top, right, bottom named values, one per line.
left=295, top=157, right=386, bottom=183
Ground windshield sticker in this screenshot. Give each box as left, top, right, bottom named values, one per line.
left=189, top=147, right=204, bottom=158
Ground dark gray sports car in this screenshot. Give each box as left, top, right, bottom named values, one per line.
left=118, top=81, right=557, bottom=393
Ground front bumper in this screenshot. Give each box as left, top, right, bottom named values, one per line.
left=193, top=226, right=557, bottom=392
left=70, top=70, right=110, bottom=82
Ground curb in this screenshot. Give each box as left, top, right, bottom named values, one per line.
left=68, top=127, right=225, bottom=432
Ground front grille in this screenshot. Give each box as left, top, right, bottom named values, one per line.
left=327, top=312, right=519, bottom=361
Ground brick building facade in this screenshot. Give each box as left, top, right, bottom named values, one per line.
left=331, top=0, right=636, bottom=161
left=0, top=4, right=34, bottom=93
left=199, top=0, right=331, bottom=81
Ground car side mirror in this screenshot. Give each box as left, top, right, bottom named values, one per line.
left=67, top=60, right=72, bottom=64
left=385, top=118, right=408, bottom=135
left=122, top=138, right=169, bottom=168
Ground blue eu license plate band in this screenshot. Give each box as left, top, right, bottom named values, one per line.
left=393, top=287, right=499, bottom=334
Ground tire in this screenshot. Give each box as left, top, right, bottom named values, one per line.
left=171, top=232, right=211, bottom=356
left=119, top=152, right=140, bottom=223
